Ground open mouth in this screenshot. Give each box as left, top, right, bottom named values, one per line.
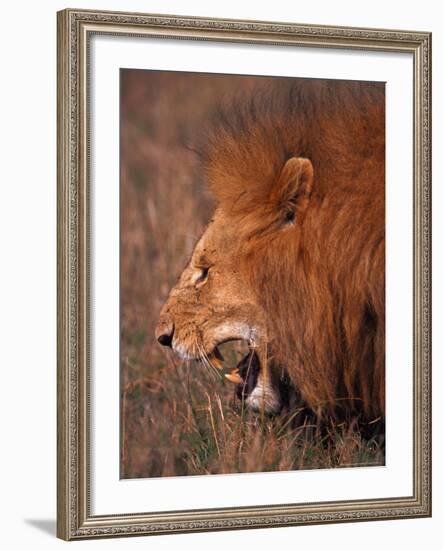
left=204, top=340, right=260, bottom=390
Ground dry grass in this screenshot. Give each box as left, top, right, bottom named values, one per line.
left=121, top=357, right=384, bottom=478
left=120, top=70, right=384, bottom=479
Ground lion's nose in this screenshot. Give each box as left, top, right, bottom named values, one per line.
left=157, top=332, right=173, bottom=347
left=156, top=321, right=174, bottom=348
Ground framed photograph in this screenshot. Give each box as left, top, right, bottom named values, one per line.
left=57, top=8, right=431, bottom=540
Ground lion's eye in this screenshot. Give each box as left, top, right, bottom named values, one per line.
left=284, top=209, right=295, bottom=224
left=196, top=267, right=209, bottom=284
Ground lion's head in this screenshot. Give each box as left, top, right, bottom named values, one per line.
left=156, top=79, right=385, bottom=422
left=155, top=207, right=267, bottom=361
left=156, top=156, right=313, bottom=413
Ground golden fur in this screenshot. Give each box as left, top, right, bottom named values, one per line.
left=157, top=78, right=385, bottom=422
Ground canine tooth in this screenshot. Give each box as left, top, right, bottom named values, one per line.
left=207, top=353, right=224, bottom=370
left=211, top=358, right=224, bottom=370
left=225, top=369, right=244, bottom=384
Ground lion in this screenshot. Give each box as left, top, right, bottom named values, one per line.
left=156, top=78, right=385, bottom=430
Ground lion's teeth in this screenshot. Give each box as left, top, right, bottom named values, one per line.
left=212, top=358, right=224, bottom=370
left=214, top=346, right=224, bottom=361
left=225, top=369, right=244, bottom=384
left=207, top=353, right=224, bottom=370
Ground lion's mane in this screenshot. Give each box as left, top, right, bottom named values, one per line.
left=204, top=79, right=385, bottom=421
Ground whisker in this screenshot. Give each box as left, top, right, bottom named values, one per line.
left=204, top=351, right=224, bottom=380
left=201, top=353, right=219, bottom=380
left=197, top=342, right=221, bottom=380
left=196, top=342, right=214, bottom=378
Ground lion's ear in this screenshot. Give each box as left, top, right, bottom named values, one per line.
left=273, top=157, right=314, bottom=222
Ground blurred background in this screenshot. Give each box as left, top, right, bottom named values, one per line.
left=120, top=69, right=384, bottom=478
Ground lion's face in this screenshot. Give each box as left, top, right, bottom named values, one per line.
left=155, top=208, right=267, bottom=368
left=156, top=157, right=314, bottom=409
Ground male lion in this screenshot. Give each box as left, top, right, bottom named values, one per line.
left=156, top=79, right=385, bottom=429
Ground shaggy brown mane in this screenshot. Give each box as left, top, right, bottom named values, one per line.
left=204, top=79, right=385, bottom=421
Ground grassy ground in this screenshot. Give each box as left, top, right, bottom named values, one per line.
left=122, top=356, right=384, bottom=478
left=120, top=70, right=384, bottom=479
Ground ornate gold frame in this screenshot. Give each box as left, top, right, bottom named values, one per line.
left=57, top=8, right=431, bottom=540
